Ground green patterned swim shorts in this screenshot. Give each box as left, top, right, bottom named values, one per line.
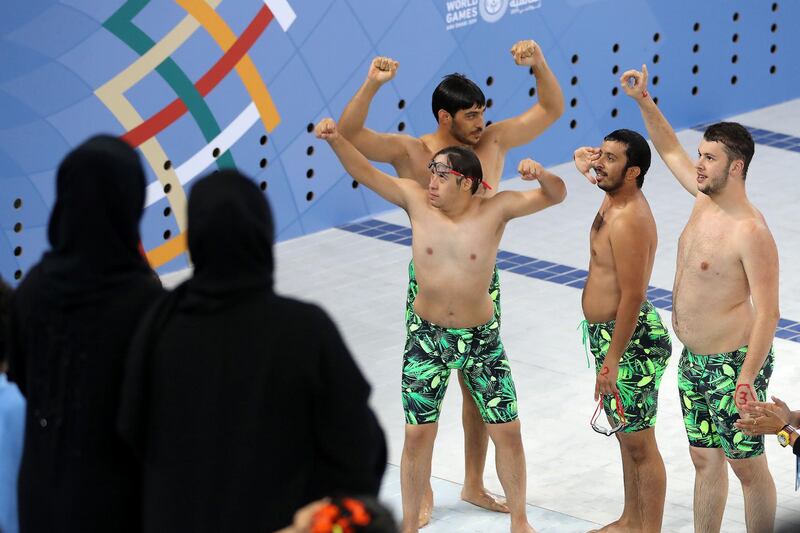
left=582, top=300, right=672, bottom=433
left=401, top=309, right=518, bottom=425
left=678, top=345, right=775, bottom=459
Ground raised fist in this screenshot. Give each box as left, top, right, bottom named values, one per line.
left=620, top=64, right=650, bottom=101
left=315, top=118, right=339, bottom=141
left=518, top=158, right=544, bottom=181
left=510, top=39, right=541, bottom=67
left=367, top=56, right=399, bottom=84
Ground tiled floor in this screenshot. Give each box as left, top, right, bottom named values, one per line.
left=378, top=465, right=600, bottom=532
left=164, top=99, right=800, bottom=531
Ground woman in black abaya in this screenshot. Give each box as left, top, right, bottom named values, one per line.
left=7, top=135, right=164, bottom=533
left=119, top=170, right=386, bottom=533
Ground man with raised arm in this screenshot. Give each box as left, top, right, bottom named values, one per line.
left=622, top=65, right=780, bottom=533
left=338, top=39, right=563, bottom=521
left=316, top=117, right=566, bottom=533
left=573, top=130, right=672, bottom=533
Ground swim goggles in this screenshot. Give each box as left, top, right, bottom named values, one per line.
left=427, top=161, right=491, bottom=190
left=590, top=390, right=627, bottom=436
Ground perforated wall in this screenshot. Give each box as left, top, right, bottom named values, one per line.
left=0, top=0, right=796, bottom=281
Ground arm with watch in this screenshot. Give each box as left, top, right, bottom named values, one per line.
left=734, top=395, right=800, bottom=454
left=778, top=421, right=800, bottom=451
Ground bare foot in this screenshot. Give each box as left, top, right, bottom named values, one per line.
left=588, top=519, right=639, bottom=533
left=417, top=484, right=433, bottom=529
left=510, top=522, right=537, bottom=533
left=461, top=488, right=510, bottom=513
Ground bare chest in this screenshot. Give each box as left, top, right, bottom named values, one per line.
left=677, top=216, right=743, bottom=283
left=589, top=210, right=614, bottom=267
left=411, top=212, right=500, bottom=271
left=400, top=147, right=435, bottom=187
left=473, top=141, right=504, bottom=186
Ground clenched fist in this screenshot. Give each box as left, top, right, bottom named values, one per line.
left=510, top=39, right=541, bottom=67
left=367, top=56, right=399, bottom=84
left=518, top=158, right=544, bottom=181
left=315, top=118, right=339, bottom=141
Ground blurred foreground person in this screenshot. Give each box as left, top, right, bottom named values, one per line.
left=0, top=276, right=24, bottom=533
left=119, top=170, right=387, bottom=533
left=8, top=135, right=164, bottom=532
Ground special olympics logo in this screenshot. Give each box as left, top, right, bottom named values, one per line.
left=479, top=0, right=508, bottom=23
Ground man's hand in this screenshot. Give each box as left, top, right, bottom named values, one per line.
left=315, top=118, right=339, bottom=142
left=367, top=56, right=399, bottom=84
left=620, top=64, right=650, bottom=101
left=518, top=158, right=543, bottom=181
left=734, top=376, right=757, bottom=414
left=510, top=39, right=541, bottom=68
left=594, top=362, right=620, bottom=401
left=573, top=147, right=600, bottom=184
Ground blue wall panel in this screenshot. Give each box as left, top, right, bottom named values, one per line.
left=0, top=0, right=797, bottom=283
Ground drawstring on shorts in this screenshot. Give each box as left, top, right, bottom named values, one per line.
left=578, top=319, right=591, bottom=369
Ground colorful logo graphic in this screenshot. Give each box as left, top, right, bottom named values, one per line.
left=445, top=0, right=540, bottom=31
left=95, top=0, right=296, bottom=269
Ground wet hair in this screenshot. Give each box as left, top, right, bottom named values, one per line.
left=604, top=129, right=651, bottom=188
left=311, top=496, right=397, bottom=533
left=431, top=73, right=486, bottom=122
left=432, top=145, right=484, bottom=194
left=703, top=122, right=754, bottom=179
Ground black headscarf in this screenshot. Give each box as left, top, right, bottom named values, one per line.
left=39, top=135, right=151, bottom=306
left=181, top=169, right=274, bottom=310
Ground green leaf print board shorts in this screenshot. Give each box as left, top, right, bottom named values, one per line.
left=402, top=260, right=512, bottom=425
left=401, top=309, right=518, bottom=425
left=678, top=345, right=775, bottom=459
left=582, top=300, right=672, bottom=433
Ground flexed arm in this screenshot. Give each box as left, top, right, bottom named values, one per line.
left=493, top=158, right=567, bottom=221
left=621, top=65, right=698, bottom=195
left=482, top=40, right=564, bottom=151
left=338, top=57, right=415, bottom=165
left=316, top=118, right=416, bottom=209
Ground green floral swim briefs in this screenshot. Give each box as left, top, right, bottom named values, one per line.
left=582, top=300, right=672, bottom=433
left=678, top=345, right=774, bottom=459
left=401, top=309, right=517, bottom=425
